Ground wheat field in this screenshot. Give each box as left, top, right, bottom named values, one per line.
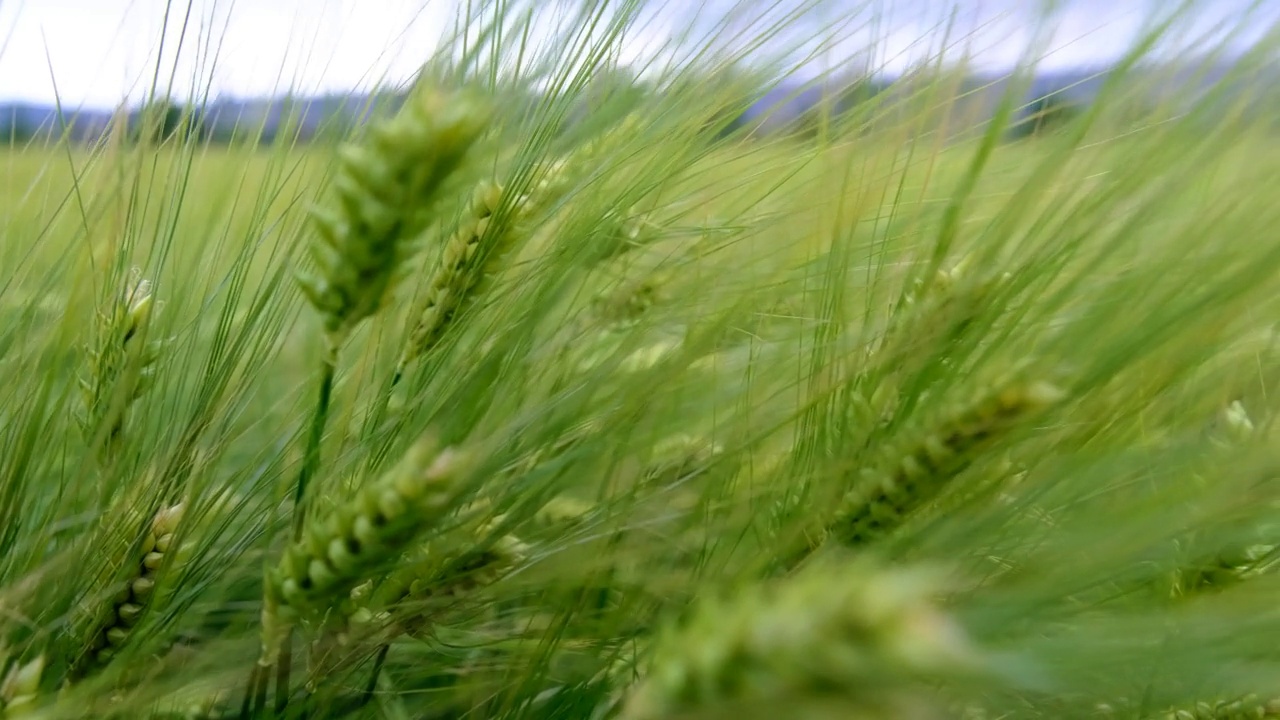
left=4, top=2, right=1280, bottom=719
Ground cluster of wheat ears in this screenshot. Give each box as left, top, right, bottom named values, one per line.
left=7, top=6, right=1280, bottom=718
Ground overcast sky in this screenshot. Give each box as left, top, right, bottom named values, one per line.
left=0, top=0, right=1273, bottom=109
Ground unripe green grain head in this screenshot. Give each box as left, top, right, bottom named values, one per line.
left=296, top=85, right=493, bottom=346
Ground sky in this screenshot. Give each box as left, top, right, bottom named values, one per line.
left=0, top=0, right=1274, bottom=109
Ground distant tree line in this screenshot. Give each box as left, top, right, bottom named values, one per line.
left=1006, top=93, right=1085, bottom=139
left=0, top=73, right=1105, bottom=150
left=0, top=94, right=379, bottom=148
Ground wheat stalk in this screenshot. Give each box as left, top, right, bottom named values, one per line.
left=248, top=83, right=493, bottom=716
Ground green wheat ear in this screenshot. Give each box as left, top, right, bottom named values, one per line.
left=618, top=559, right=984, bottom=720
left=590, top=268, right=671, bottom=329
left=780, top=375, right=1065, bottom=570
left=0, top=653, right=45, bottom=716
left=1159, top=695, right=1280, bottom=719
left=396, top=179, right=524, bottom=373
left=78, top=267, right=160, bottom=454
left=295, top=84, right=492, bottom=347
left=305, top=528, right=528, bottom=682
left=258, top=437, right=473, bottom=667
left=1212, top=399, right=1256, bottom=447
left=75, top=503, right=189, bottom=674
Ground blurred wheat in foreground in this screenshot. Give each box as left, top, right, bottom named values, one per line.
left=4, top=0, right=1280, bottom=718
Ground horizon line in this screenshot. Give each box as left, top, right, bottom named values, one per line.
left=0, top=55, right=1235, bottom=115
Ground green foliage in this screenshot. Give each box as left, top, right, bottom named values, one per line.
left=4, top=2, right=1280, bottom=720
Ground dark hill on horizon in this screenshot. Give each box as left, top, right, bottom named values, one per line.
left=0, top=62, right=1268, bottom=145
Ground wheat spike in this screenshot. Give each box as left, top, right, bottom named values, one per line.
left=0, top=653, right=44, bottom=716
left=1208, top=399, right=1256, bottom=448
left=834, top=379, right=1062, bottom=544
left=258, top=438, right=470, bottom=666
left=534, top=495, right=594, bottom=526
left=299, top=519, right=526, bottom=691
left=591, top=269, right=670, bottom=328
left=77, top=503, right=188, bottom=673
left=305, top=530, right=527, bottom=685
left=619, top=559, right=982, bottom=720
left=397, top=179, right=526, bottom=370
left=295, top=84, right=491, bottom=347
left=78, top=267, right=160, bottom=453
left=1170, top=401, right=1270, bottom=600
left=1170, top=541, right=1278, bottom=600
left=584, top=206, right=659, bottom=266
left=872, top=263, right=1011, bottom=376
left=1161, top=695, right=1280, bottom=719
left=782, top=377, right=1063, bottom=567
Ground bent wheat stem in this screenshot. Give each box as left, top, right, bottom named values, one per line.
left=292, top=351, right=336, bottom=541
